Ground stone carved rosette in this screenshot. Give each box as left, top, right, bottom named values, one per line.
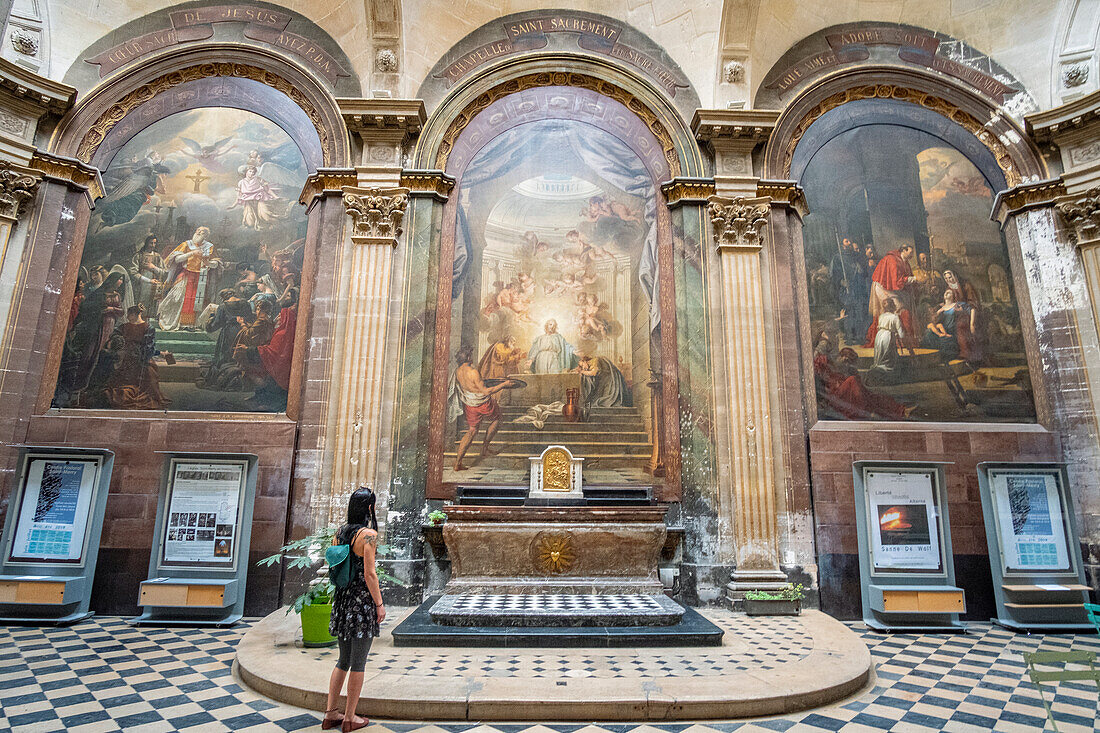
left=706, top=195, right=771, bottom=251
left=342, top=187, right=409, bottom=245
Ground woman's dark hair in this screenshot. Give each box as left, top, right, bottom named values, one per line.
left=346, top=487, right=378, bottom=531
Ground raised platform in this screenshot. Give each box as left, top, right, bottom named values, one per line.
left=397, top=594, right=711, bottom=645
left=428, top=593, right=684, bottom=627
left=237, top=606, right=872, bottom=720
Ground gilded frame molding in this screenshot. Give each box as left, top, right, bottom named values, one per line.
left=51, top=43, right=351, bottom=169
left=763, top=65, right=1047, bottom=188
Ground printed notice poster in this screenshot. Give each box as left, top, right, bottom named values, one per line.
left=162, top=461, right=244, bottom=567
left=9, top=457, right=98, bottom=563
left=990, top=470, right=1071, bottom=573
left=865, top=469, right=942, bottom=572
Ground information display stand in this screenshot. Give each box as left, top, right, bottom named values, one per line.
left=0, top=446, right=114, bottom=625
left=853, top=461, right=966, bottom=632
left=132, top=452, right=257, bottom=627
left=977, top=462, right=1093, bottom=632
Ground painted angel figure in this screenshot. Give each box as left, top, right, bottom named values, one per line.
left=229, top=166, right=284, bottom=229
left=179, top=136, right=237, bottom=172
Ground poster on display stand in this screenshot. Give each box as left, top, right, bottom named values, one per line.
left=132, top=452, right=257, bottom=627
left=865, top=468, right=943, bottom=574
left=853, top=461, right=966, bottom=633
left=977, top=462, right=1091, bottom=632
left=0, top=447, right=115, bottom=625
left=160, top=459, right=246, bottom=570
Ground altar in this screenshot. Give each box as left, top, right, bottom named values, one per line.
left=393, top=447, right=723, bottom=646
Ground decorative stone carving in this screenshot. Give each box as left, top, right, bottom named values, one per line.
left=1063, top=63, right=1090, bottom=89
left=375, top=49, right=398, bottom=73
left=660, top=177, right=716, bottom=206
left=0, top=111, right=28, bottom=137
left=0, top=162, right=41, bottom=220
left=1057, top=188, right=1100, bottom=246
left=343, top=188, right=408, bottom=243
left=531, top=532, right=577, bottom=574
left=9, top=28, right=38, bottom=56
left=707, top=195, right=770, bottom=251
left=1070, top=142, right=1100, bottom=166
left=400, top=170, right=456, bottom=200
left=723, top=60, right=745, bottom=84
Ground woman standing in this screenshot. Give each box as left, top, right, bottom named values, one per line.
left=324, top=488, right=386, bottom=732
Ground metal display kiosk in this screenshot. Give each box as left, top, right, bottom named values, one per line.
left=132, top=452, right=257, bottom=627
left=0, top=446, right=114, bottom=625
left=853, top=461, right=966, bottom=632
left=977, top=462, right=1093, bottom=631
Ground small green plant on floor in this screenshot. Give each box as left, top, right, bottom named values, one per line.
left=744, top=583, right=806, bottom=602
left=258, top=525, right=403, bottom=615
left=427, top=509, right=447, bottom=526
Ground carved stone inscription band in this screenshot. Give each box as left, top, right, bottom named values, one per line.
left=707, top=194, right=784, bottom=585
left=327, top=187, right=409, bottom=524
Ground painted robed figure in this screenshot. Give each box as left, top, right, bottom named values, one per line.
left=158, top=226, right=223, bottom=330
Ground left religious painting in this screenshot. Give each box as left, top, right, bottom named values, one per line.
left=53, top=107, right=308, bottom=412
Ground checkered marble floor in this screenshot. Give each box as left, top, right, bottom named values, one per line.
left=1, top=614, right=1098, bottom=732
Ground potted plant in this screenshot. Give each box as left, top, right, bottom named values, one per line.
left=259, top=526, right=403, bottom=647
left=743, top=583, right=806, bottom=616
left=426, top=509, right=447, bottom=526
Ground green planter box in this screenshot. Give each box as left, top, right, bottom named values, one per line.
left=744, top=598, right=801, bottom=616
left=301, top=601, right=337, bottom=647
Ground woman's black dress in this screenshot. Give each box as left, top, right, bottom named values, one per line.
left=328, top=524, right=380, bottom=640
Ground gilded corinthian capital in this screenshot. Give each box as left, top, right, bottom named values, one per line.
left=0, top=161, right=41, bottom=221
left=343, top=187, right=409, bottom=244
left=1057, top=187, right=1100, bottom=247
left=706, top=195, right=770, bottom=252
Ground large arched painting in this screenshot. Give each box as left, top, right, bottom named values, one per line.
left=801, top=121, right=1036, bottom=423
left=53, top=108, right=308, bottom=412
left=443, top=119, right=661, bottom=484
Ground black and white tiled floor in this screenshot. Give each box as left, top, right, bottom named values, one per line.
left=1, top=615, right=1098, bottom=732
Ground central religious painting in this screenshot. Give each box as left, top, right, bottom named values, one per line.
left=438, top=114, right=666, bottom=487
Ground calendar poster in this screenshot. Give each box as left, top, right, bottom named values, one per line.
left=8, top=457, right=98, bottom=563
left=990, top=470, right=1071, bottom=573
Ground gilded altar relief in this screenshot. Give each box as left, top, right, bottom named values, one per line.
left=800, top=119, right=1036, bottom=423
left=53, top=106, right=308, bottom=413
left=444, top=118, right=661, bottom=484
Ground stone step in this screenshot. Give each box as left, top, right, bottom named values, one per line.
left=429, top=593, right=685, bottom=627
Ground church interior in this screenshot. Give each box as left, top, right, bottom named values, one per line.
left=1, top=1, right=1100, bottom=731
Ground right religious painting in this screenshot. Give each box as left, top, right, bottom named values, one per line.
left=800, top=123, right=1036, bottom=423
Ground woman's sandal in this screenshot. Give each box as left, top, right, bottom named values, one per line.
left=341, top=716, right=369, bottom=732
left=321, top=709, right=344, bottom=730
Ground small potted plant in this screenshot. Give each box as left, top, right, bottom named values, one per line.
left=426, top=509, right=447, bottom=526
left=743, top=583, right=806, bottom=616
left=259, top=526, right=403, bottom=647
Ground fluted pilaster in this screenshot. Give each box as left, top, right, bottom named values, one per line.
left=1058, top=187, right=1100, bottom=343
left=707, top=194, right=786, bottom=589
left=326, top=186, right=408, bottom=526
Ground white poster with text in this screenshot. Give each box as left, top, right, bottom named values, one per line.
left=162, top=462, right=243, bottom=566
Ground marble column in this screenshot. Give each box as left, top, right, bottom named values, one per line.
left=706, top=196, right=789, bottom=594
left=325, top=186, right=409, bottom=526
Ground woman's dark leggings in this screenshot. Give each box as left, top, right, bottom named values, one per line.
left=335, top=636, right=373, bottom=672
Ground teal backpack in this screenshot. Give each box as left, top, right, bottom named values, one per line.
left=325, top=536, right=354, bottom=589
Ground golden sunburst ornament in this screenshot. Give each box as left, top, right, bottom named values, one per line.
left=532, top=532, right=577, bottom=574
